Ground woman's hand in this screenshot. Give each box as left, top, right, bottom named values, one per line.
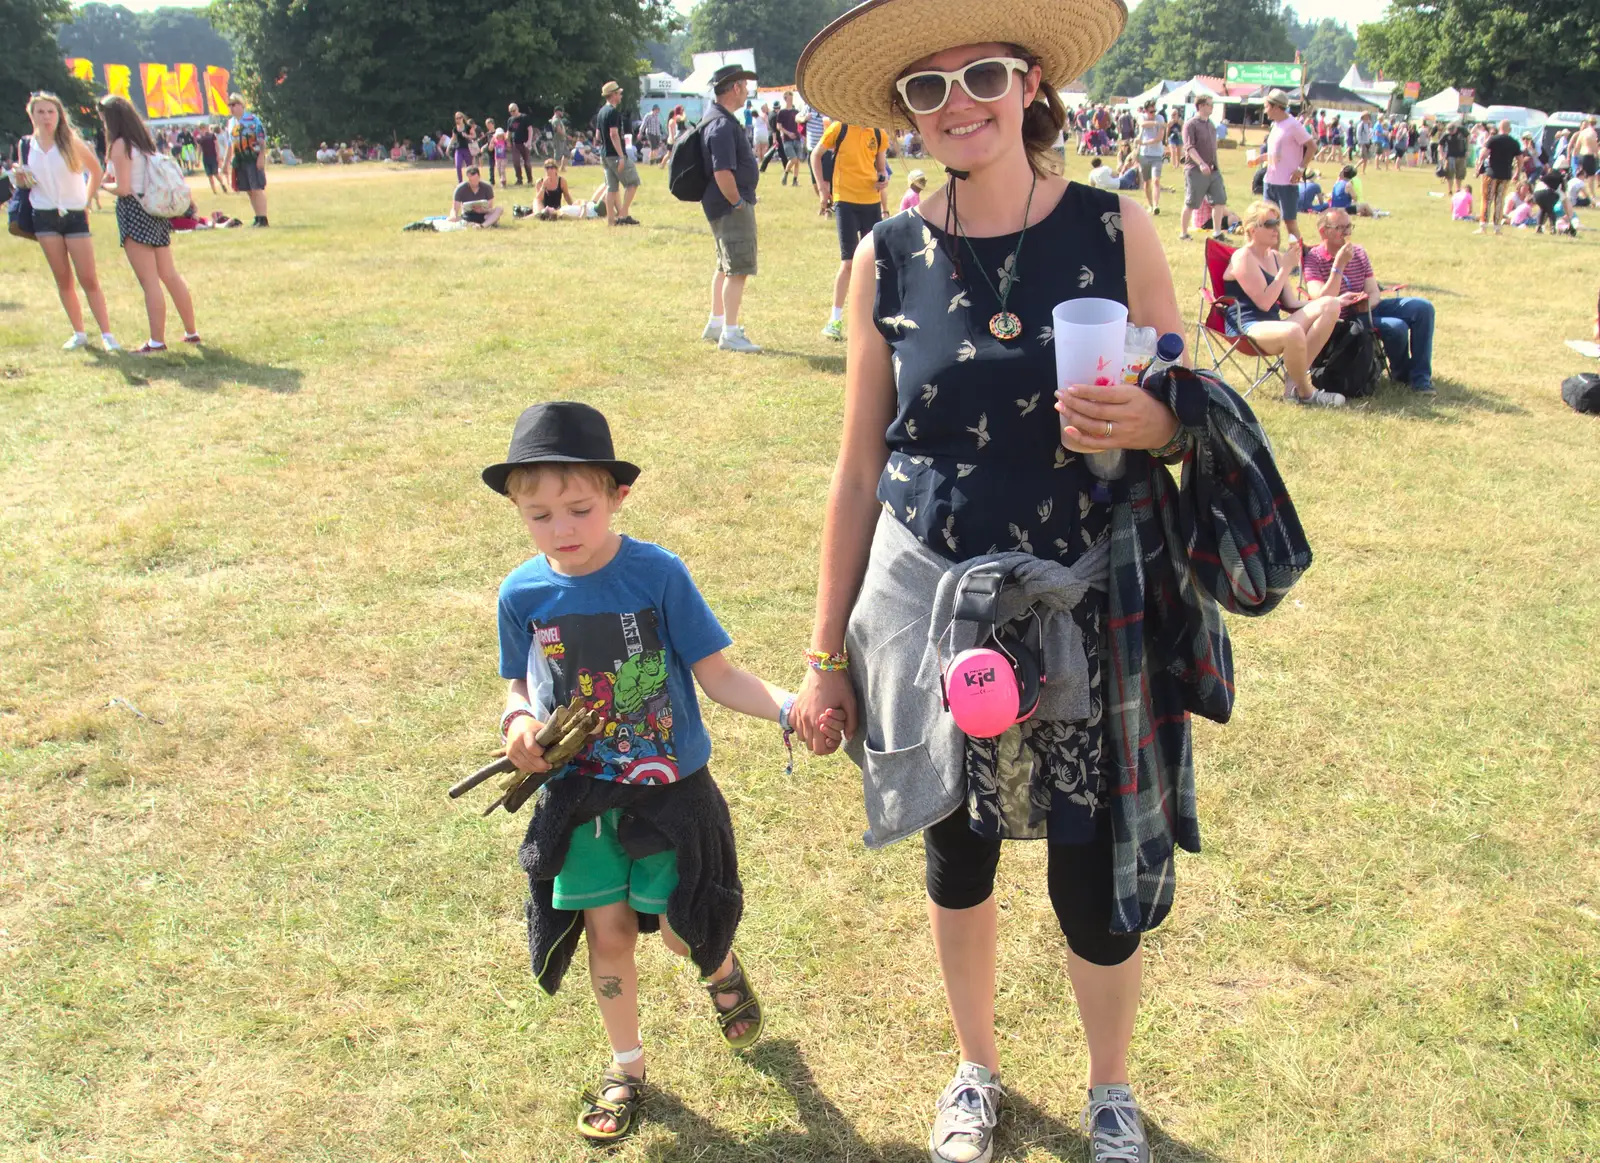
left=793, top=667, right=856, bottom=756
left=1057, top=381, right=1180, bottom=453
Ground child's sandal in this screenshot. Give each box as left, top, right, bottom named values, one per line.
left=703, top=950, right=764, bottom=1050
left=576, top=1065, right=645, bottom=1142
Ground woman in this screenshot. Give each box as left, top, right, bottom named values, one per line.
left=452, top=112, right=475, bottom=181
left=794, top=4, right=1310, bottom=1162
left=532, top=157, right=572, bottom=219
left=658, top=104, right=685, bottom=168
left=1223, top=199, right=1348, bottom=405
left=1165, top=105, right=1184, bottom=167
left=98, top=95, right=199, bottom=353
left=14, top=92, right=119, bottom=351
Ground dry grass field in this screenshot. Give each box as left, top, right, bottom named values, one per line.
left=1, top=143, right=1597, bottom=1162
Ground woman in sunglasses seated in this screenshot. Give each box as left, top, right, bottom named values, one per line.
left=1223, top=198, right=1350, bottom=406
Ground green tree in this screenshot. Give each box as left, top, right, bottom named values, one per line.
left=2, top=0, right=93, bottom=140
left=1147, top=0, right=1295, bottom=86
left=212, top=0, right=673, bottom=148
left=1086, top=0, right=1166, bottom=102
left=642, top=29, right=692, bottom=77
left=1303, top=20, right=1356, bottom=84
left=1358, top=0, right=1600, bottom=112
left=57, top=3, right=234, bottom=73
left=688, top=0, right=847, bottom=88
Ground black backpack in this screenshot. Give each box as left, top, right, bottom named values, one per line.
left=1562, top=372, right=1600, bottom=414
left=668, top=104, right=734, bottom=202
left=1311, top=313, right=1381, bottom=399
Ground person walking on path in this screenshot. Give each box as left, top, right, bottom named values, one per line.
left=550, top=107, right=572, bottom=171
left=97, top=95, right=199, bottom=353
left=1179, top=94, right=1229, bottom=241
left=14, top=92, right=119, bottom=352
left=699, top=64, right=762, bottom=354
left=223, top=92, right=270, bottom=227
left=812, top=115, right=888, bottom=341
left=506, top=103, right=535, bottom=185
left=1262, top=88, right=1312, bottom=256
left=1136, top=100, right=1164, bottom=215
left=776, top=91, right=803, bottom=186
left=597, top=82, right=641, bottom=226
left=793, top=3, right=1312, bottom=1161
left=1474, top=120, right=1522, bottom=236
left=195, top=122, right=224, bottom=195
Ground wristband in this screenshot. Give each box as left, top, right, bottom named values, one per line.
left=805, top=648, right=849, bottom=672
left=778, top=694, right=796, bottom=734
left=1148, top=426, right=1188, bottom=460
left=500, top=704, right=535, bottom=741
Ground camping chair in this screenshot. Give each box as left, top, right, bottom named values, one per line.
left=1192, top=237, right=1286, bottom=399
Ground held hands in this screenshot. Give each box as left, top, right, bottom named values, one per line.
left=1057, top=381, right=1181, bottom=454
left=792, top=667, right=855, bottom=757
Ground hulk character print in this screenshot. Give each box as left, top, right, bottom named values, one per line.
left=533, top=608, right=680, bottom=784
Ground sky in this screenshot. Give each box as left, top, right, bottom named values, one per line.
left=86, top=0, right=1393, bottom=25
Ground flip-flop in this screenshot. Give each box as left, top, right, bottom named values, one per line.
left=702, top=950, right=764, bottom=1050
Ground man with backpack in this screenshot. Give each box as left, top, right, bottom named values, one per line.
left=699, top=64, right=762, bottom=354
left=223, top=92, right=269, bottom=227
left=811, top=117, right=888, bottom=340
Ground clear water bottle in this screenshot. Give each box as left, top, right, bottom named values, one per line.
left=1142, top=332, right=1185, bottom=385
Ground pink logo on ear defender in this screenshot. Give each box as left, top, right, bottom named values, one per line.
left=945, top=647, right=1020, bottom=738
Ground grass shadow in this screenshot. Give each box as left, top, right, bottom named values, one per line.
left=641, top=1038, right=923, bottom=1162
left=86, top=345, right=302, bottom=394
left=0, top=301, right=22, bottom=312
left=1003, top=1090, right=1226, bottom=1163
left=1359, top=375, right=1526, bottom=419
left=762, top=348, right=846, bottom=376
left=1390, top=283, right=1462, bottom=297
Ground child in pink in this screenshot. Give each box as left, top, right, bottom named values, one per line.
left=1451, top=186, right=1473, bottom=220
left=899, top=169, right=927, bottom=212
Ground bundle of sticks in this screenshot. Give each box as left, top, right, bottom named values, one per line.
left=448, top=695, right=605, bottom=815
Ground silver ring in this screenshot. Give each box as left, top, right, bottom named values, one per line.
left=1104, top=420, right=1114, bottom=438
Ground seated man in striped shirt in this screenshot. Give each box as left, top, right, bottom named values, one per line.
left=1302, top=208, right=1436, bottom=395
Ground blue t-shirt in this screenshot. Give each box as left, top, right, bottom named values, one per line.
left=1330, top=180, right=1354, bottom=209
left=497, top=537, right=732, bottom=786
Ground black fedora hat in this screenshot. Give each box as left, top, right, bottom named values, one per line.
left=482, top=401, right=641, bottom=495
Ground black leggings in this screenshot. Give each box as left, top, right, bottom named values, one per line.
left=924, top=808, right=1141, bottom=967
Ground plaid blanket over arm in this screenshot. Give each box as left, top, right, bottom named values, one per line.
left=1104, top=367, right=1313, bottom=934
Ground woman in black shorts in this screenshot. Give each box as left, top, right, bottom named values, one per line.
left=15, top=92, right=119, bottom=351
left=98, top=96, right=200, bottom=353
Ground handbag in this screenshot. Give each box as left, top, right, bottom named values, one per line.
left=8, top=136, right=35, bottom=240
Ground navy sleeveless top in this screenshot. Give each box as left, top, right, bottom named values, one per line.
left=872, top=182, right=1126, bottom=565
left=871, top=181, right=1128, bottom=844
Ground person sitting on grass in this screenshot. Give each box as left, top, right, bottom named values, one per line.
left=533, top=158, right=572, bottom=218
left=482, top=401, right=841, bottom=1144
left=1087, top=155, right=1118, bottom=190
left=1223, top=199, right=1349, bottom=407
left=450, top=165, right=503, bottom=227
left=1329, top=165, right=1379, bottom=217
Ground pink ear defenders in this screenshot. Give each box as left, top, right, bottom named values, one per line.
left=938, top=567, right=1046, bottom=739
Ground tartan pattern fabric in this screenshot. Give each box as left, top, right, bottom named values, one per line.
left=1104, top=366, right=1311, bottom=934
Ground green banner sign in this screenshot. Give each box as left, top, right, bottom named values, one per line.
left=1223, top=61, right=1304, bottom=88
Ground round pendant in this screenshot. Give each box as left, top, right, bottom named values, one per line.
left=989, top=311, right=1022, bottom=341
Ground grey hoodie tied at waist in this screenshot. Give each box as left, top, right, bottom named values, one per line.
left=844, top=510, right=1109, bottom=848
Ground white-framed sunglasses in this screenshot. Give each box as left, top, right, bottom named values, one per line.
left=894, top=57, right=1031, bottom=117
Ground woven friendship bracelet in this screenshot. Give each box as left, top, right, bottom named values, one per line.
left=804, top=648, right=850, bottom=672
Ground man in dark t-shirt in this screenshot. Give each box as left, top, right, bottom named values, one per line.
left=597, top=80, right=641, bottom=226
left=506, top=103, right=534, bottom=185
left=1476, top=120, right=1522, bottom=234
left=451, top=166, right=502, bottom=226
left=196, top=126, right=223, bottom=194
left=700, top=64, right=762, bottom=354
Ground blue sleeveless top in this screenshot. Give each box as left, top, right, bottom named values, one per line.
left=870, top=181, right=1129, bottom=843
left=872, top=182, right=1126, bottom=566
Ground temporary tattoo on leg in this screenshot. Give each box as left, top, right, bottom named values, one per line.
left=597, top=975, right=623, bottom=999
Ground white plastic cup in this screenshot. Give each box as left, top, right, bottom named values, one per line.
left=1053, top=297, right=1130, bottom=480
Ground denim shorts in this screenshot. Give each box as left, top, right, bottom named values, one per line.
left=32, top=208, right=90, bottom=238
left=1265, top=182, right=1301, bottom=220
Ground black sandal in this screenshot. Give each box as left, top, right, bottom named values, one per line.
left=702, top=950, right=765, bottom=1050
left=576, top=1064, right=645, bottom=1143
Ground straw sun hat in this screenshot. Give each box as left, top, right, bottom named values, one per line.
left=796, top=0, right=1127, bottom=131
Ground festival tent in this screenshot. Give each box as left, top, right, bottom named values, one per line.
left=1412, top=87, right=1489, bottom=122
left=1545, top=111, right=1598, bottom=127
left=1481, top=104, right=1547, bottom=132
left=1339, top=64, right=1398, bottom=111
left=1125, top=79, right=1180, bottom=108
left=1305, top=81, right=1381, bottom=112
left=1166, top=78, right=1225, bottom=105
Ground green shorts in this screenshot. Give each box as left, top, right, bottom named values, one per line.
left=552, top=809, right=679, bottom=914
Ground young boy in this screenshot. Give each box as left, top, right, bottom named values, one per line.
left=483, top=401, right=838, bottom=1142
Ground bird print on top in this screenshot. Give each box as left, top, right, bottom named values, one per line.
left=1078, top=264, right=1095, bottom=288
left=1037, top=325, right=1054, bottom=346
left=921, top=382, right=939, bottom=406
left=885, top=459, right=911, bottom=482
left=1100, top=211, right=1122, bottom=241
left=949, top=290, right=972, bottom=314
left=997, top=253, right=1020, bottom=297
left=910, top=225, right=938, bottom=267
left=966, top=413, right=990, bottom=449
left=1016, top=392, right=1039, bottom=416
left=880, top=313, right=920, bottom=333
left=956, top=339, right=977, bottom=362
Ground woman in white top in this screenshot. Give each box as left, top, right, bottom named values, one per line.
left=1137, top=101, right=1166, bottom=214
left=13, top=92, right=119, bottom=351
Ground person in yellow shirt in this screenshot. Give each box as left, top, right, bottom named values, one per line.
left=811, top=118, right=889, bottom=339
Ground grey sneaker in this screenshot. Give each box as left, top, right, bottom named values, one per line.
left=702, top=319, right=724, bottom=342
left=1082, top=1085, right=1149, bottom=1163
left=928, top=1062, right=1002, bottom=1163
left=718, top=326, right=762, bottom=354
left=1282, top=384, right=1347, bottom=408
